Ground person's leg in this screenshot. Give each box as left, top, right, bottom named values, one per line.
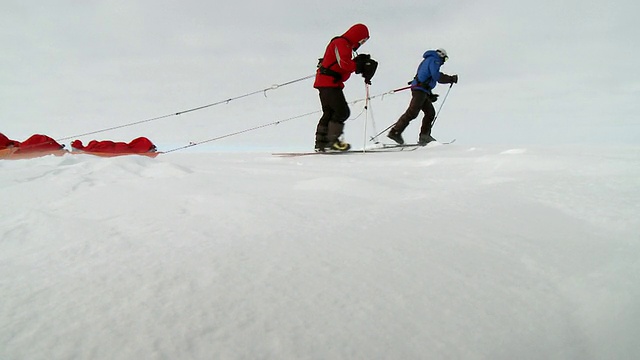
left=324, top=88, right=350, bottom=147
left=388, top=90, right=428, bottom=144
left=315, top=88, right=334, bottom=149
left=418, top=99, right=437, bottom=145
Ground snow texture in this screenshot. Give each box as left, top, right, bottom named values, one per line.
left=2, top=143, right=639, bottom=359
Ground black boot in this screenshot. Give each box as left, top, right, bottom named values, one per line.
left=326, top=122, right=349, bottom=151
left=387, top=129, right=404, bottom=145
left=418, top=134, right=436, bottom=146
left=315, top=134, right=329, bottom=152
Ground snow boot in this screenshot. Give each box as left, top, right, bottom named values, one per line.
left=315, top=140, right=330, bottom=152
left=315, top=134, right=329, bottom=152
left=387, top=129, right=404, bottom=145
left=328, top=139, right=351, bottom=151
left=418, top=134, right=436, bottom=146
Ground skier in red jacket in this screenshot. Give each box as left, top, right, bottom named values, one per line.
left=314, top=23, right=374, bottom=152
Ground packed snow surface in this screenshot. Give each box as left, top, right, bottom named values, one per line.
left=2, top=144, right=639, bottom=359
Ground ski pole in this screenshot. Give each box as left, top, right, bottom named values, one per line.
left=431, top=83, right=454, bottom=127
left=362, top=83, right=370, bottom=152
left=391, top=85, right=412, bottom=93
left=368, top=85, right=412, bottom=143
left=369, top=123, right=394, bottom=143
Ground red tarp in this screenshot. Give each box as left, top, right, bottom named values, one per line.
left=0, top=133, right=67, bottom=159
left=2, top=133, right=159, bottom=159
left=0, top=133, right=20, bottom=149
left=71, top=137, right=158, bottom=157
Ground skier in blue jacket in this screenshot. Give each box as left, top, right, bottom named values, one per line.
left=387, top=48, right=458, bottom=146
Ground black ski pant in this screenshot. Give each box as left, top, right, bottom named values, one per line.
left=315, top=87, right=351, bottom=144
left=392, top=90, right=435, bottom=137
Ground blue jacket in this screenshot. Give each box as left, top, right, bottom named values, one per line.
left=410, top=50, right=444, bottom=92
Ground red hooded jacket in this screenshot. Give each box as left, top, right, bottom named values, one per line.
left=314, top=24, right=370, bottom=89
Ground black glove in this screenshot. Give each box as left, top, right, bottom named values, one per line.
left=438, top=73, right=457, bottom=85
left=427, top=93, right=439, bottom=102
left=354, top=54, right=370, bottom=74
left=363, top=58, right=378, bottom=84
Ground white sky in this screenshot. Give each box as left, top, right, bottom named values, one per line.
left=2, top=3, right=640, bottom=357
left=2, top=1, right=639, bottom=148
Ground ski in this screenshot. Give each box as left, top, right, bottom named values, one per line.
left=272, top=140, right=455, bottom=157
left=272, top=150, right=365, bottom=157
left=379, top=143, right=420, bottom=149
left=382, top=139, right=456, bottom=148
left=273, top=145, right=419, bottom=157
left=377, top=139, right=456, bottom=148
left=373, top=144, right=421, bottom=151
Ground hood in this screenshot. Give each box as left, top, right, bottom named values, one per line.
left=342, top=23, right=369, bottom=49
left=423, top=50, right=441, bottom=60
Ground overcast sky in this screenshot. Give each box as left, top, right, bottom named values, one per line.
left=2, top=1, right=638, bottom=148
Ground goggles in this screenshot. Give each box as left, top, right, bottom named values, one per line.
left=436, top=49, right=449, bottom=62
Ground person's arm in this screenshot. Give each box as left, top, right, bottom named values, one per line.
left=334, top=39, right=357, bottom=74
left=438, top=73, right=458, bottom=84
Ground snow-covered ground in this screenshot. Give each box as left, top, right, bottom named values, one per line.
left=1, top=143, right=639, bottom=359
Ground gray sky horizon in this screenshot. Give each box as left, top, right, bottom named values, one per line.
left=2, top=0, right=638, bottom=149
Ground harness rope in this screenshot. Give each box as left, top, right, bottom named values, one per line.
left=55, top=74, right=316, bottom=142
left=164, top=84, right=412, bottom=153
left=46, top=72, right=415, bottom=154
